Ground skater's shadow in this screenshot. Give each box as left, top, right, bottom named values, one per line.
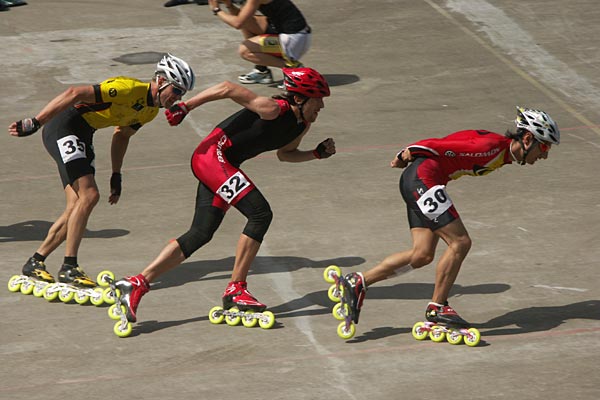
left=474, top=300, right=600, bottom=336
left=269, top=74, right=359, bottom=89
left=0, top=220, right=129, bottom=242
left=152, top=255, right=366, bottom=291
left=365, top=282, right=511, bottom=301
left=132, top=315, right=208, bottom=337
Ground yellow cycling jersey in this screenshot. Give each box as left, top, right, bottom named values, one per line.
left=74, top=76, right=159, bottom=130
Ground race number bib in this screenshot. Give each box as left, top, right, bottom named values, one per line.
left=57, top=135, right=86, bottom=164
left=416, top=185, right=452, bottom=220
left=216, top=172, right=250, bottom=204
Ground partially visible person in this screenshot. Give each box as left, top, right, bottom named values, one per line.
left=209, top=0, right=311, bottom=85
left=113, top=68, right=334, bottom=324
left=8, top=54, right=195, bottom=289
left=340, top=107, right=560, bottom=330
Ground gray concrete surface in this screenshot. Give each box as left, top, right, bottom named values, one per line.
left=1, top=0, right=599, bottom=399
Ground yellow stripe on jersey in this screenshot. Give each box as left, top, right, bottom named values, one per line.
left=76, top=76, right=159, bottom=130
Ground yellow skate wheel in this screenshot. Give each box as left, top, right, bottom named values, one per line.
left=208, top=306, right=225, bottom=324
left=43, top=285, right=59, bottom=301
left=7, top=275, right=22, bottom=292
left=32, top=282, right=48, bottom=298
left=411, top=322, right=429, bottom=341
left=74, top=291, right=89, bottom=305
left=113, top=320, right=133, bottom=338
left=241, top=312, right=258, bottom=328
left=225, top=307, right=241, bottom=326
left=327, top=284, right=343, bottom=303
left=464, top=328, right=481, bottom=347
left=108, top=304, right=126, bottom=320
left=102, top=287, right=118, bottom=305
left=446, top=330, right=464, bottom=345
left=337, top=321, right=356, bottom=340
left=323, top=265, right=341, bottom=283
left=58, top=289, right=74, bottom=303
left=96, top=270, right=114, bottom=287
left=332, top=303, right=349, bottom=321
left=258, top=311, right=275, bottom=329
left=429, top=326, right=446, bottom=342
left=20, top=279, right=35, bottom=295
left=90, top=287, right=105, bottom=306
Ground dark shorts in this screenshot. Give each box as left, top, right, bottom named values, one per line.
left=42, top=109, right=96, bottom=188
left=399, top=158, right=459, bottom=231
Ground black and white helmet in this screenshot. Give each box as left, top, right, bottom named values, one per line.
left=155, top=53, right=195, bottom=91
left=515, top=106, right=560, bottom=144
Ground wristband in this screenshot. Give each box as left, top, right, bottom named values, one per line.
left=213, top=7, right=221, bottom=15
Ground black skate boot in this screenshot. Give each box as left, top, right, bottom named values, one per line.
left=342, top=272, right=367, bottom=324
left=58, top=264, right=96, bottom=287
left=425, top=302, right=470, bottom=328
left=22, top=257, right=55, bottom=283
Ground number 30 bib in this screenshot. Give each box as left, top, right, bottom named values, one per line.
left=416, top=185, right=453, bottom=220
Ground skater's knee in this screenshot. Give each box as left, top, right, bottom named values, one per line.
left=450, top=235, right=472, bottom=255
left=410, top=251, right=435, bottom=268
left=242, top=206, right=272, bottom=243
left=177, top=228, right=214, bottom=258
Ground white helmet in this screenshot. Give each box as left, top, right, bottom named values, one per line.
left=515, top=106, right=560, bottom=144
left=155, top=53, right=195, bottom=91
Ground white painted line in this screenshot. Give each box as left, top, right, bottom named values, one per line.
left=532, top=284, right=588, bottom=293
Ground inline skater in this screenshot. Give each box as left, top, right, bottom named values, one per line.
left=8, top=54, right=194, bottom=289
left=113, top=67, right=334, bottom=323
left=341, top=107, right=560, bottom=328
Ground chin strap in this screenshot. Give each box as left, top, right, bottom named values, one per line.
left=155, top=76, right=171, bottom=108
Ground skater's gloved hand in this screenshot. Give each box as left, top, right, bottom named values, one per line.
left=313, top=138, right=336, bottom=159
left=165, top=102, right=189, bottom=126
left=109, top=172, right=122, bottom=205
left=9, top=117, right=41, bottom=137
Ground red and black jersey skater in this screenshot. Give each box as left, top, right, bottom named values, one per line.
left=329, top=107, right=560, bottom=345
left=107, top=68, right=334, bottom=337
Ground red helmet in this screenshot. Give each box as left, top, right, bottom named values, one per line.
left=282, top=67, right=330, bottom=98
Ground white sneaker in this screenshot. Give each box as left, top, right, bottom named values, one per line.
left=238, top=68, right=273, bottom=84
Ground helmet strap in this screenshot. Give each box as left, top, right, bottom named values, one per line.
left=155, top=75, right=171, bottom=108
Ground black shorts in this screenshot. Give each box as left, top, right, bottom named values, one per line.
left=399, top=158, right=459, bottom=231
left=42, top=108, right=96, bottom=188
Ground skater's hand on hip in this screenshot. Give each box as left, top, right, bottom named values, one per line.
left=109, top=172, right=122, bottom=205
left=165, top=102, right=189, bottom=126
left=391, top=149, right=411, bottom=168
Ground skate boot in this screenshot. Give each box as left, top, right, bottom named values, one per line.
left=208, top=281, right=275, bottom=329
left=222, top=281, right=266, bottom=312
left=58, top=264, right=96, bottom=287
left=7, top=257, right=57, bottom=296
left=411, top=301, right=482, bottom=347
left=342, top=272, right=367, bottom=324
left=238, top=68, right=274, bottom=84
left=22, top=257, right=56, bottom=283
left=425, top=301, right=470, bottom=328
left=113, top=274, right=150, bottom=323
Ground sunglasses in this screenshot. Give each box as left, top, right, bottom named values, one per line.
left=171, top=84, right=186, bottom=97
left=536, top=140, right=551, bottom=153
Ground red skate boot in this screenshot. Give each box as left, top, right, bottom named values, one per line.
left=425, top=301, right=470, bottom=328
left=222, top=281, right=267, bottom=312
left=113, top=274, right=150, bottom=323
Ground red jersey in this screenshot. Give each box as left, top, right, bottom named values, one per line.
left=406, top=130, right=513, bottom=185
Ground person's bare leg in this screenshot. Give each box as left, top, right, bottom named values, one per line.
left=141, top=240, right=187, bottom=282
left=231, top=233, right=261, bottom=282
left=363, top=227, right=439, bottom=285
left=239, top=38, right=287, bottom=68
left=64, top=174, right=99, bottom=258
left=36, top=185, right=78, bottom=257
left=430, top=218, right=472, bottom=303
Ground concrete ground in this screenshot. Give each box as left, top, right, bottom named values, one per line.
left=1, top=0, right=599, bottom=399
